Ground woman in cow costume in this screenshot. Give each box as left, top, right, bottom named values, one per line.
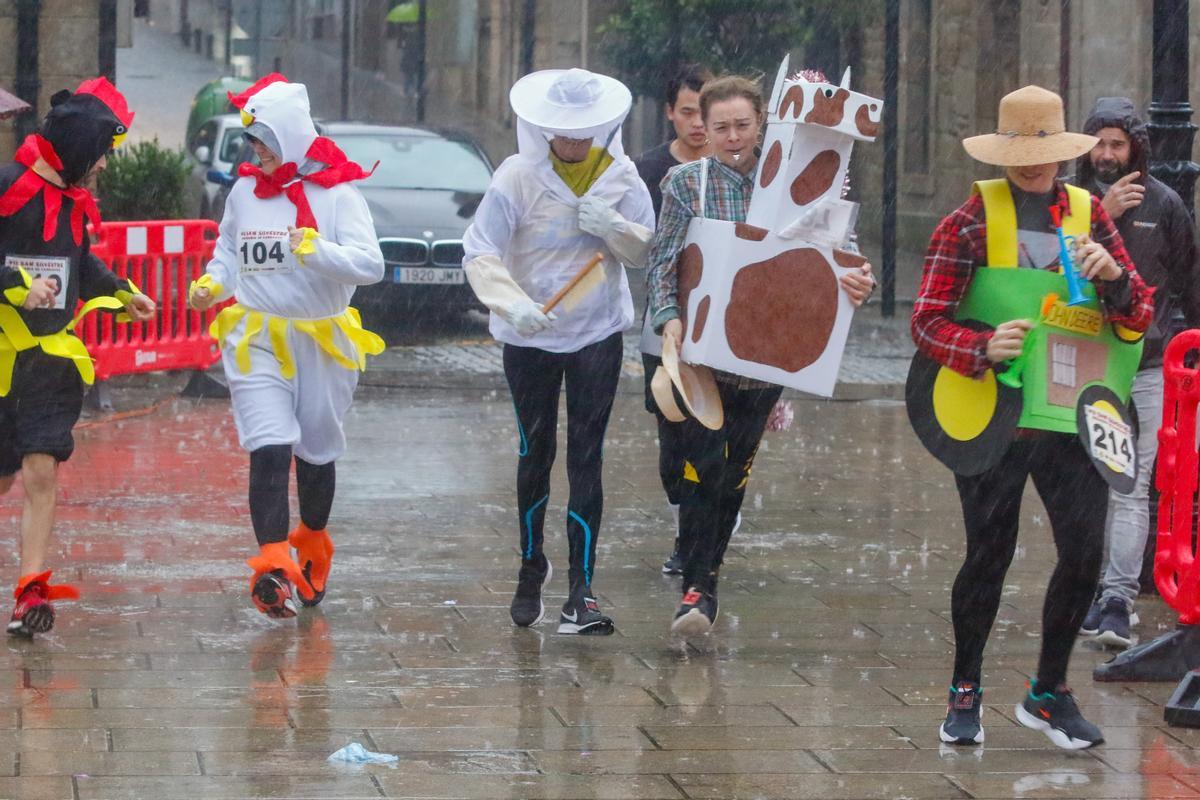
left=646, top=75, right=875, bottom=637
left=189, top=74, right=385, bottom=618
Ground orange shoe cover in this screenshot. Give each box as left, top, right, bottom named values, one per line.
left=14, top=570, right=80, bottom=601
left=245, top=542, right=310, bottom=600
left=288, top=524, right=334, bottom=596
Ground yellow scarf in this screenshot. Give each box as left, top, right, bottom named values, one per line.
left=549, top=147, right=613, bottom=197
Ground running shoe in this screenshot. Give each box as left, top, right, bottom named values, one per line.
left=661, top=539, right=683, bottom=575
left=1016, top=686, right=1104, bottom=749
left=510, top=554, right=552, bottom=627
left=251, top=569, right=298, bottom=619
left=289, top=524, right=334, bottom=607
left=558, top=584, right=614, bottom=635
left=939, top=681, right=984, bottom=745
left=1095, top=598, right=1132, bottom=649
left=7, top=580, right=53, bottom=637
left=671, top=585, right=718, bottom=637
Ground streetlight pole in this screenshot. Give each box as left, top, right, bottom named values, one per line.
left=1148, top=0, right=1199, bottom=217
left=880, top=0, right=898, bottom=318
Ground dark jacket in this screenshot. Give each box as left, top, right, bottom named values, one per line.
left=1074, top=97, right=1200, bottom=368
left=0, top=163, right=130, bottom=336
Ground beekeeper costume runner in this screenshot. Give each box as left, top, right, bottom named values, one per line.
left=463, top=68, right=654, bottom=634
left=189, top=73, right=385, bottom=618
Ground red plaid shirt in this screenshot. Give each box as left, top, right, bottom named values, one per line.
left=911, top=182, right=1154, bottom=377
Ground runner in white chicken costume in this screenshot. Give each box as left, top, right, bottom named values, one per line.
left=463, top=68, right=654, bottom=634
left=189, top=73, right=385, bottom=618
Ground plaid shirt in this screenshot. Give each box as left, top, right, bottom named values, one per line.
left=646, top=156, right=755, bottom=330
left=911, top=181, right=1155, bottom=378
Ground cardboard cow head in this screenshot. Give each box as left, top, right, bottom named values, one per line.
left=679, top=55, right=882, bottom=397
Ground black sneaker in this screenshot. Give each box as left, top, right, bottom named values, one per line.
left=1078, top=599, right=1103, bottom=636
left=938, top=682, right=984, bottom=745
left=670, top=586, right=718, bottom=637
left=251, top=570, right=297, bottom=619
left=661, top=539, right=683, bottom=575
left=557, top=585, right=614, bottom=635
left=1095, top=598, right=1132, bottom=649
left=1015, top=687, right=1104, bottom=749
left=510, top=555, right=552, bottom=627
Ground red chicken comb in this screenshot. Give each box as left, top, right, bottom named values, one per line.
left=228, top=73, right=289, bottom=109
left=76, top=77, right=134, bottom=128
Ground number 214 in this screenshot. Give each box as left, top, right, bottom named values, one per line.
left=1092, top=424, right=1132, bottom=461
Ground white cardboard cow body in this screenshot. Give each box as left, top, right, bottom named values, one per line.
left=678, top=56, right=882, bottom=397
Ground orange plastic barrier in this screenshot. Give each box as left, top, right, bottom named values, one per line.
left=81, top=220, right=226, bottom=381
left=1155, top=329, right=1200, bottom=623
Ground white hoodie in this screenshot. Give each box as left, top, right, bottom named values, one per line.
left=204, top=81, right=384, bottom=319
left=462, top=116, right=654, bottom=353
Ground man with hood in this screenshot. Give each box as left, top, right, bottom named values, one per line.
left=189, top=74, right=385, bottom=618
left=462, top=68, right=654, bottom=634
left=0, top=78, right=156, bottom=636
left=1073, top=97, right=1200, bottom=648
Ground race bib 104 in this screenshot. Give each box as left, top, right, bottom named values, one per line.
left=7, top=255, right=69, bottom=310
left=238, top=229, right=295, bottom=275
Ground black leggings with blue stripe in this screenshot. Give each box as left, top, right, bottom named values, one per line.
left=503, top=332, right=623, bottom=588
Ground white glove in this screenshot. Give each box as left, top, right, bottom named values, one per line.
left=506, top=297, right=556, bottom=337
left=577, top=195, right=653, bottom=268
left=578, top=195, right=622, bottom=238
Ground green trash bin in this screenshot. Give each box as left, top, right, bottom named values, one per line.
left=186, top=77, right=252, bottom=149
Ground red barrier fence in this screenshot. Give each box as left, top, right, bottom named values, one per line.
left=81, top=219, right=226, bottom=381
left=1155, top=329, right=1200, bottom=624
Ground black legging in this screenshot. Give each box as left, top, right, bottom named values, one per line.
left=677, top=380, right=783, bottom=591
left=503, top=332, right=623, bottom=587
left=642, top=352, right=688, bottom=506
left=951, top=433, right=1106, bottom=690
left=249, top=445, right=337, bottom=545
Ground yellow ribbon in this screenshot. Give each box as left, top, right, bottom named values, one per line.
left=188, top=274, right=224, bottom=306
left=293, top=227, right=320, bottom=266
left=3, top=267, right=32, bottom=307
left=210, top=304, right=385, bottom=376
left=0, top=295, right=127, bottom=396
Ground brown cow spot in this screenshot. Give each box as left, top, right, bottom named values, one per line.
left=677, top=243, right=704, bottom=336
left=725, top=248, right=839, bottom=373
left=833, top=249, right=867, bottom=269
left=760, top=139, right=783, bottom=188
left=734, top=223, right=768, bottom=241
left=692, top=295, right=711, bottom=343
left=805, top=87, right=850, bottom=127
left=790, top=150, right=841, bottom=206
left=855, top=103, right=880, bottom=137
left=779, top=85, right=805, bottom=118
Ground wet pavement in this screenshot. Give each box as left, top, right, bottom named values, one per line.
left=0, top=374, right=1195, bottom=799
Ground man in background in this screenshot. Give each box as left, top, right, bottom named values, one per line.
left=633, top=64, right=713, bottom=575
left=1074, top=97, right=1200, bottom=649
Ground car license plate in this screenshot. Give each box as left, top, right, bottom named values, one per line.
left=394, top=267, right=464, bottom=285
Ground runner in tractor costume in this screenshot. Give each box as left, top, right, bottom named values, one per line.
left=908, top=86, right=1154, bottom=749
left=0, top=78, right=156, bottom=636
left=189, top=74, right=385, bottom=618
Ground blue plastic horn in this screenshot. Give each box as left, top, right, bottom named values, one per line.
left=1049, top=204, right=1089, bottom=307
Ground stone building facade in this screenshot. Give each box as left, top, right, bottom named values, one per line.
left=136, top=1, right=1200, bottom=299
left=0, top=1, right=118, bottom=156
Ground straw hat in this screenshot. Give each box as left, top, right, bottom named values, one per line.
left=655, top=339, right=724, bottom=431
left=962, top=85, right=1098, bottom=167
left=509, top=68, right=631, bottom=135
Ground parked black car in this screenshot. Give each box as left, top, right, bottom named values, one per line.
left=208, top=122, right=493, bottom=332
